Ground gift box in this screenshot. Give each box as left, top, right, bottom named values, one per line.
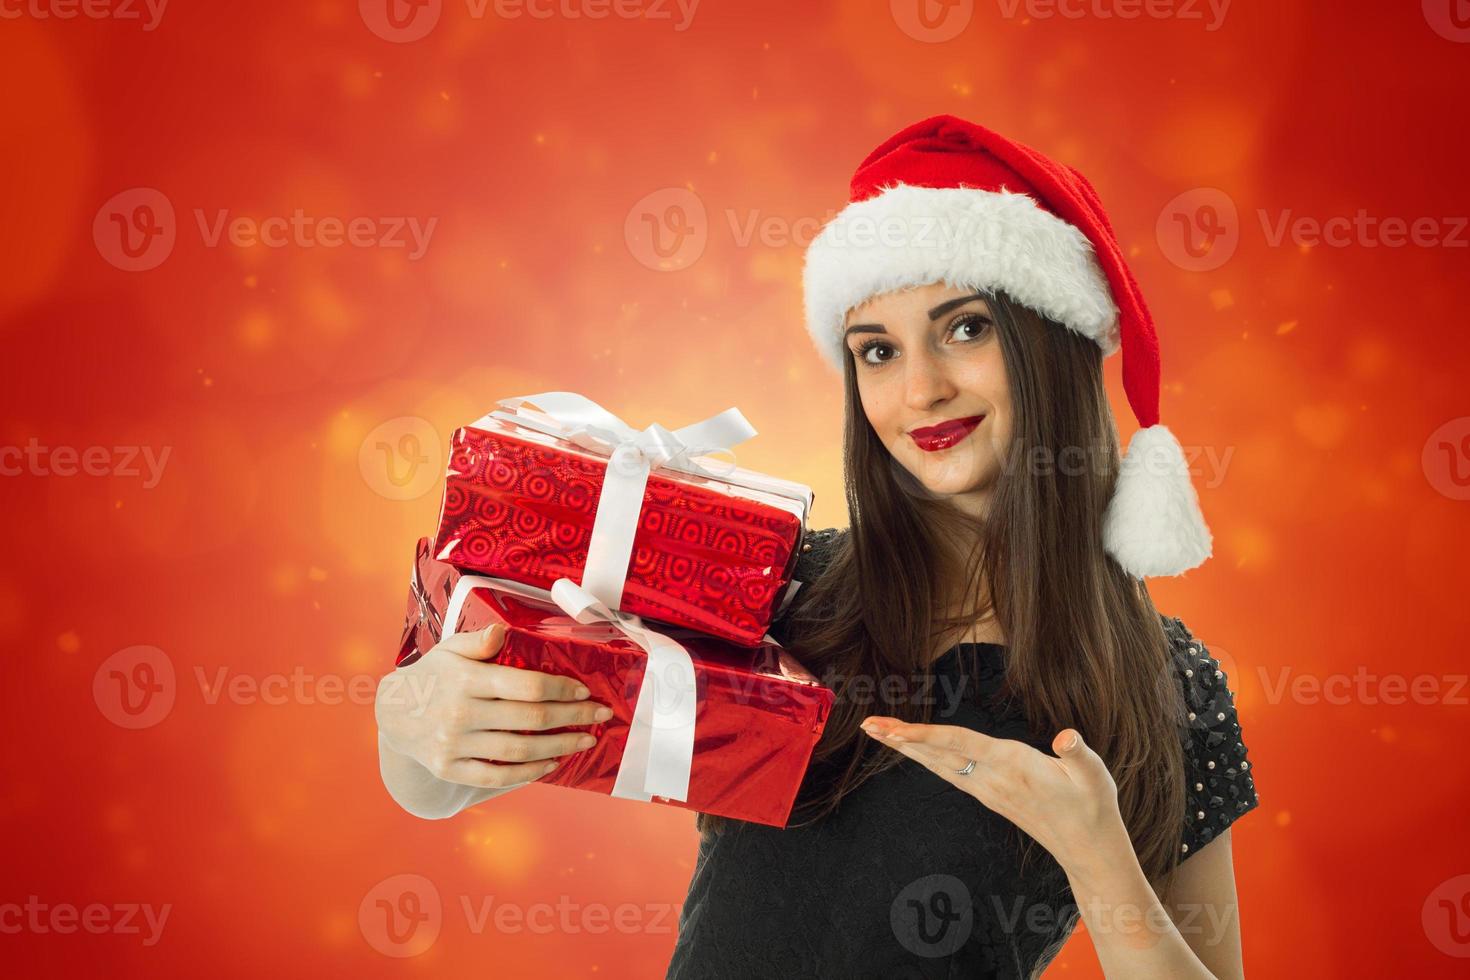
left=431, top=392, right=813, bottom=647
left=399, top=536, right=834, bottom=829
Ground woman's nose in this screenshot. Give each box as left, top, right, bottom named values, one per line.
left=903, top=351, right=957, bottom=410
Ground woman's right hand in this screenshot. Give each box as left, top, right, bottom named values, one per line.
left=376, top=622, right=613, bottom=789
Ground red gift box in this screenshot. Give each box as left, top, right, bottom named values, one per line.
left=431, top=394, right=812, bottom=647
left=399, top=537, right=834, bottom=829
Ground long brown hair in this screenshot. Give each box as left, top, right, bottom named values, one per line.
left=697, top=287, right=1190, bottom=892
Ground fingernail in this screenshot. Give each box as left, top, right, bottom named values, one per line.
left=578, top=735, right=596, bottom=749
left=574, top=685, right=591, bottom=699
left=593, top=707, right=613, bottom=722
left=543, top=761, right=558, bottom=774
left=885, top=733, right=906, bottom=742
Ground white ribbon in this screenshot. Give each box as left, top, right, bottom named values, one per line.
left=442, top=572, right=698, bottom=803
left=474, top=391, right=763, bottom=612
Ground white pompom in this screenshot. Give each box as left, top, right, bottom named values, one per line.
left=1102, top=424, right=1213, bottom=578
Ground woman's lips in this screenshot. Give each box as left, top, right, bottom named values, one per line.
left=909, top=415, right=985, bottom=452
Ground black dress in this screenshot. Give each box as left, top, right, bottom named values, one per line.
left=665, top=528, right=1261, bottom=980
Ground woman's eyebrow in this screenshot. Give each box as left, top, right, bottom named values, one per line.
left=843, top=293, right=990, bottom=337
left=927, top=292, right=989, bottom=320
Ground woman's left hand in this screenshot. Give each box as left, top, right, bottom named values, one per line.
left=860, top=716, right=1132, bottom=878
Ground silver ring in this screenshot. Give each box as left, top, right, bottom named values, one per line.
left=955, top=758, right=976, bottom=776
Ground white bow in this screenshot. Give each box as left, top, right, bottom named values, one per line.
left=477, top=391, right=759, bottom=611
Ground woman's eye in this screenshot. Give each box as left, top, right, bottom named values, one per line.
left=950, top=314, right=992, bottom=342
left=854, top=343, right=894, bottom=365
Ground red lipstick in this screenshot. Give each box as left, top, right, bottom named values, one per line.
left=909, top=415, right=985, bottom=452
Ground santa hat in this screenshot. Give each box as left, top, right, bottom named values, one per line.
left=801, top=114, right=1211, bottom=578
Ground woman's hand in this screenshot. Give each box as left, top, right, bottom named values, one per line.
left=377, top=622, right=613, bottom=790
left=859, top=716, right=1132, bottom=878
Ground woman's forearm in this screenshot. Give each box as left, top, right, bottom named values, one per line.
left=378, top=732, right=522, bottom=820
left=1062, top=844, right=1218, bottom=980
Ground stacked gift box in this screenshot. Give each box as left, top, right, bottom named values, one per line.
left=395, top=392, right=833, bottom=828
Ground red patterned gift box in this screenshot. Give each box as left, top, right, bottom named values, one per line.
left=432, top=393, right=813, bottom=648
left=399, top=537, right=834, bottom=829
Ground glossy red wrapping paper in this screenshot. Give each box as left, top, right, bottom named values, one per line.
left=398, top=537, right=835, bottom=828
left=431, top=413, right=807, bottom=647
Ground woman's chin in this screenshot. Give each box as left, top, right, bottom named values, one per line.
left=925, top=477, right=989, bottom=499
left=899, top=451, right=993, bottom=498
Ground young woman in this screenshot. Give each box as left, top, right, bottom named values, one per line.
left=375, top=115, right=1260, bottom=979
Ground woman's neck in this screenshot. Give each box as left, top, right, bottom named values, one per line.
left=945, top=616, right=1006, bottom=646
left=928, top=514, right=1004, bottom=655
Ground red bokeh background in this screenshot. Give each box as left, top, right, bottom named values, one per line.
left=4, top=1, right=1469, bottom=976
